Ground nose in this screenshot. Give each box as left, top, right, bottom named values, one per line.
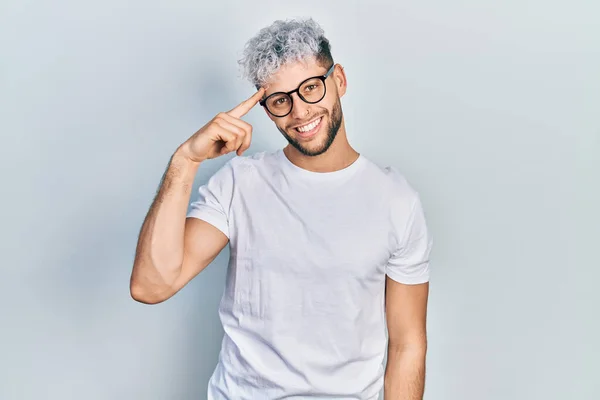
left=290, top=92, right=310, bottom=119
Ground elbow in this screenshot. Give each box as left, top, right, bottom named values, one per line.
left=129, top=257, right=179, bottom=304
left=388, top=331, right=428, bottom=354
left=388, top=338, right=428, bottom=357
left=129, top=279, right=171, bottom=305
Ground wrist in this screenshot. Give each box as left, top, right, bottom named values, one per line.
left=173, top=143, right=204, bottom=166
left=167, top=147, right=202, bottom=185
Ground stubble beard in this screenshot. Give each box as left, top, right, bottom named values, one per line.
left=277, top=99, right=343, bottom=157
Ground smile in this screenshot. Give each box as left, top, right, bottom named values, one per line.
left=294, top=117, right=322, bottom=137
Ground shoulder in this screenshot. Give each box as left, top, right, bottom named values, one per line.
left=360, top=156, right=420, bottom=204
left=360, top=158, right=430, bottom=246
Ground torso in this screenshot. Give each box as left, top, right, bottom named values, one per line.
left=207, top=149, right=413, bottom=399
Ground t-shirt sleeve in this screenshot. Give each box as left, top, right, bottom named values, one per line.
left=186, top=161, right=235, bottom=239
left=386, top=192, right=433, bottom=285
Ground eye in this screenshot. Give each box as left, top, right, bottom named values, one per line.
left=274, top=97, right=288, bottom=105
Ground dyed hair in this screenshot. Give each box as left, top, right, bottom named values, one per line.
left=238, top=18, right=334, bottom=88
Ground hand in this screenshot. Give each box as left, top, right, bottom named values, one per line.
left=180, top=87, right=265, bottom=162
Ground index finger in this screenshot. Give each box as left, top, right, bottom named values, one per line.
left=227, top=87, right=266, bottom=119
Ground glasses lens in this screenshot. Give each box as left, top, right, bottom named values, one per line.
left=266, top=93, right=292, bottom=116
left=299, top=78, right=325, bottom=103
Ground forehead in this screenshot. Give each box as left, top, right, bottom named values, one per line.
left=264, top=58, right=327, bottom=94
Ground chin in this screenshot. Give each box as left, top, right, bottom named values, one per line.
left=277, top=102, right=342, bottom=157
left=297, top=136, right=330, bottom=156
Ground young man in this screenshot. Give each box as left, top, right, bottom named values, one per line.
left=130, top=18, right=433, bottom=400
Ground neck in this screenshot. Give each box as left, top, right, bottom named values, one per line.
left=283, top=119, right=359, bottom=173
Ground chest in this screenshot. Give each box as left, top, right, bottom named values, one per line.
left=229, top=182, right=394, bottom=281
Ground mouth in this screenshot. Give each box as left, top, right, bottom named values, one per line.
left=293, top=116, right=323, bottom=139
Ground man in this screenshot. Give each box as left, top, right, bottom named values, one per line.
left=130, top=18, right=433, bottom=400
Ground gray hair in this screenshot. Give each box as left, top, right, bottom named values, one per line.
left=238, top=18, right=334, bottom=88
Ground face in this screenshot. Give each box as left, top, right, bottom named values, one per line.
left=262, top=59, right=347, bottom=157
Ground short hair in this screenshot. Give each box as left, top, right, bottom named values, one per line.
left=238, top=18, right=334, bottom=89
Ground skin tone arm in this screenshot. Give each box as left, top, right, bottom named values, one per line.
left=384, top=277, right=429, bottom=399
left=129, top=88, right=265, bottom=304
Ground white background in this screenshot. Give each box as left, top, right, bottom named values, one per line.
left=1, top=0, right=598, bottom=399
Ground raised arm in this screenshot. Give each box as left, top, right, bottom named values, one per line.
left=129, top=88, right=265, bottom=304
left=129, top=152, right=228, bottom=304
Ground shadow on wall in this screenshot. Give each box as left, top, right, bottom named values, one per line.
left=29, top=185, right=230, bottom=398
left=25, top=71, right=249, bottom=399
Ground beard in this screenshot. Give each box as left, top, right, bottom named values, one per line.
left=277, top=99, right=343, bottom=157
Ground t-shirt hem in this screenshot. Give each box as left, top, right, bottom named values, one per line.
left=186, top=209, right=229, bottom=239
left=385, top=270, right=430, bottom=285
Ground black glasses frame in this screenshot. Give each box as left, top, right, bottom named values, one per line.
left=259, top=64, right=336, bottom=117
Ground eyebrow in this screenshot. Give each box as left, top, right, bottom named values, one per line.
left=263, top=64, right=335, bottom=97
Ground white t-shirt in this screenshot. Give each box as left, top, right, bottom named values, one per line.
left=187, top=149, right=433, bottom=400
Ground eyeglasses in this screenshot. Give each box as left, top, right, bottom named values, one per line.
left=259, top=64, right=335, bottom=117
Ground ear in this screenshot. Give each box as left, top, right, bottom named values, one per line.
left=333, top=64, right=347, bottom=98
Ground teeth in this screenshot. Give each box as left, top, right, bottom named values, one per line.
left=296, top=117, right=321, bottom=133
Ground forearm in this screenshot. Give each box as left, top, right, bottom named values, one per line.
left=130, top=147, right=200, bottom=301
left=384, top=343, right=427, bottom=400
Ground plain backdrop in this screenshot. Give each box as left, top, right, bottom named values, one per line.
left=1, top=1, right=598, bottom=399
